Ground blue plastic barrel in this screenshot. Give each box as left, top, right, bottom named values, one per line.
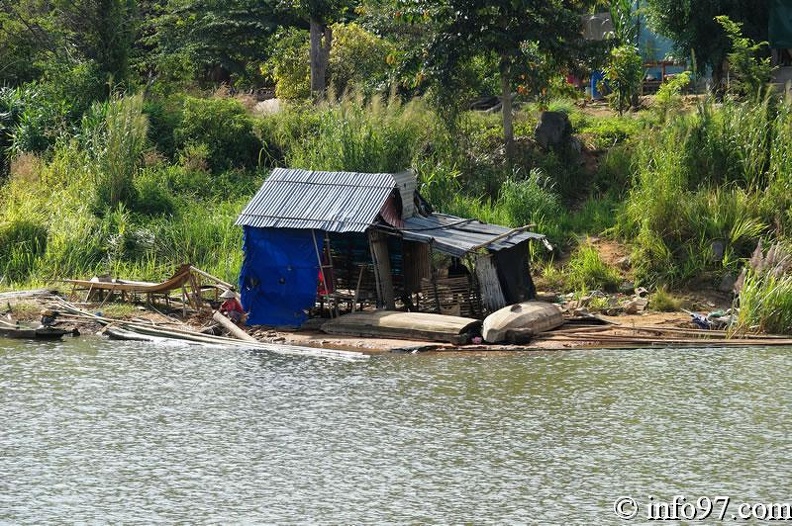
left=590, top=71, right=605, bottom=99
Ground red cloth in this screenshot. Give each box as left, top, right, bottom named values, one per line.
left=221, top=298, right=244, bottom=315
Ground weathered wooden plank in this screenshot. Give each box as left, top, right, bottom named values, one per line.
left=321, top=310, right=481, bottom=344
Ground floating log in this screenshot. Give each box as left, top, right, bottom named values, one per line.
left=102, top=325, right=155, bottom=342
left=0, top=324, right=69, bottom=340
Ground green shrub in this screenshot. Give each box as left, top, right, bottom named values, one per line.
left=133, top=169, right=176, bottom=216
left=577, top=115, right=642, bottom=150
left=415, top=161, right=462, bottom=210
left=592, top=143, right=634, bottom=196
left=148, top=200, right=244, bottom=283
left=175, top=96, right=262, bottom=173
left=653, top=71, right=692, bottom=121
left=0, top=219, right=48, bottom=283
left=498, top=168, right=562, bottom=228
left=143, top=97, right=182, bottom=160
left=564, top=240, right=622, bottom=292
left=286, top=94, right=432, bottom=173
left=648, top=287, right=682, bottom=312
left=87, top=93, right=149, bottom=210
left=602, top=44, right=642, bottom=115
left=535, top=260, right=565, bottom=291
left=253, top=102, right=323, bottom=166
left=716, top=16, right=772, bottom=100
left=559, top=193, right=621, bottom=237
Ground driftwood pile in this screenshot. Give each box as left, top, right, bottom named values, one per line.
left=53, top=297, right=368, bottom=361
left=529, top=322, right=792, bottom=349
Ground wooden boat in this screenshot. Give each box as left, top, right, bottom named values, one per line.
left=0, top=325, right=70, bottom=340
left=322, top=311, right=481, bottom=344
left=481, top=300, right=564, bottom=343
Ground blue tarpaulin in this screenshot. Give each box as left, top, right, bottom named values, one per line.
left=239, top=227, right=322, bottom=327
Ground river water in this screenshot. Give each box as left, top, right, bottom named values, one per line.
left=2, top=337, right=790, bottom=524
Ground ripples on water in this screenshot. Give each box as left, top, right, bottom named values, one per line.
left=2, top=338, right=790, bottom=524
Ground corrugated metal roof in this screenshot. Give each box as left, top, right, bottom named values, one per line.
left=235, top=168, right=400, bottom=233
left=400, top=213, right=545, bottom=258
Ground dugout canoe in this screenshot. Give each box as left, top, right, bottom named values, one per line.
left=482, top=301, right=565, bottom=343
left=0, top=325, right=70, bottom=340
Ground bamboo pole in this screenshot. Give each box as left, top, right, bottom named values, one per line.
left=188, top=266, right=235, bottom=290
left=117, top=322, right=368, bottom=360
left=212, top=311, right=257, bottom=342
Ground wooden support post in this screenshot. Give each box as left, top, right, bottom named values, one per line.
left=368, top=229, right=395, bottom=309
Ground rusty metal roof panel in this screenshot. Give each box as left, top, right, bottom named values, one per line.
left=400, top=213, right=545, bottom=258
left=236, top=168, right=398, bottom=233
left=392, top=170, right=417, bottom=218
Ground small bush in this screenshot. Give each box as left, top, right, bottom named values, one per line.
left=175, top=96, right=262, bottom=173
left=88, top=93, right=149, bottom=210
left=578, top=116, right=642, bottom=150
left=602, top=44, right=643, bottom=115
left=736, top=242, right=792, bottom=334
left=133, top=169, right=176, bottom=216
left=286, top=94, right=431, bottom=173
left=535, top=261, right=565, bottom=291
left=653, top=71, right=692, bottom=121
left=498, top=168, right=562, bottom=228
left=564, top=240, right=622, bottom=292
left=0, top=219, right=48, bottom=283
left=648, top=287, right=682, bottom=312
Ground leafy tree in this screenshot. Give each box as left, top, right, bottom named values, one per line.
left=0, top=63, right=105, bottom=171
left=608, top=0, right=638, bottom=45
left=603, top=44, right=643, bottom=115
left=406, top=0, right=583, bottom=159
left=0, top=0, right=137, bottom=87
left=715, top=15, right=772, bottom=99
left=601, top=0, right=641, bottom=112
left=0, top=0, right=53, bottom=84
left=643, top=0, right=769, bottom=91
left=328, top=22, right=395, bottom=95
left=143, top=0, right=282, bottom=89
left=280, top=0, right=356, bottom=99
left=263, top=27, right=311, bottom=99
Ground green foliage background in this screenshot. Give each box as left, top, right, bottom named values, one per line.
left=0, top=1, right=789, bottom=332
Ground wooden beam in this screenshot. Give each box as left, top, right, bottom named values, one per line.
left=213, top=311, right=257, bottom=342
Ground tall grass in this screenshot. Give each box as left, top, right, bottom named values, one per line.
left=86, top=93, right=149, bottom=210
left=564, top=239, right=622, bottom=293
left=618, top=96, right=775, bottom=286
left=284, top=93, right=437, bottom=173
left=736, top=242, right=792, bottom=334
left=498, top=168, right=563, bottom=243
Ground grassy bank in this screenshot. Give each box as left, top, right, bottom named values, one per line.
left=2, top=89, right=792, bottom=332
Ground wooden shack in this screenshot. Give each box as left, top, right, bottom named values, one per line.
left=235, top=168, right=547, bottom=327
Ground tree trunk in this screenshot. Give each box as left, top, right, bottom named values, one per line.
left=310, top=17, right=332, bottom=101
left=499, top=57, right=515, bottom=162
